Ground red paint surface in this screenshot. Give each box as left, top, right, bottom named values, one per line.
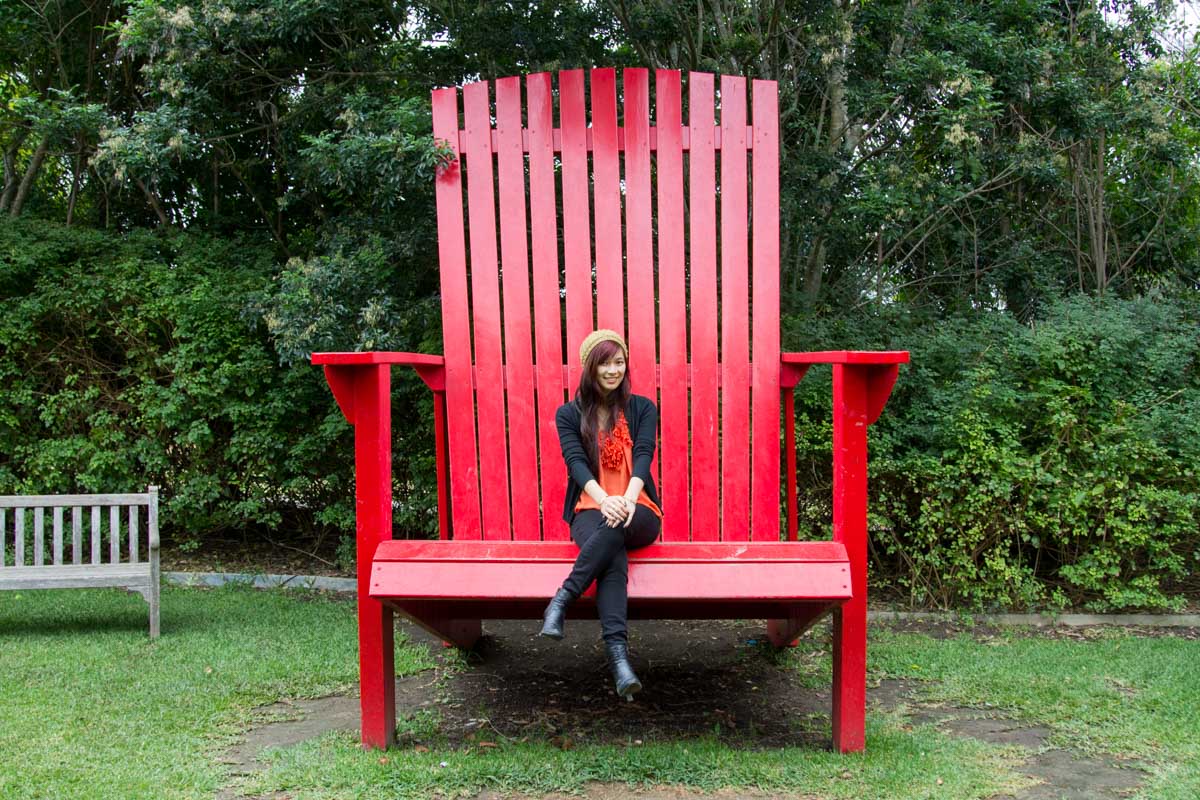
left=463, top=81, right=512, bottom=540
left=655, top=70, right=687, bottom=541
left=688, top=72, right=720, bottom=542
left=591, top=68, right=624, bottom=333
left=495, top=76, right=540, bottom=540
left=314, top=70, right=912, bottom=755
left=719, top=75, right=750, bottom=542
left=750, top=80, right=781, bottom=541
left=431, top=89, right=482, bottom=540
left=559, top=69, right=592, bottom=388
left=527, top=72, right=568, bottom=541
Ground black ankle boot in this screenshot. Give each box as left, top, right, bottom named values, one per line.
left=539, top=588, right=573, bottom=639
left=605, top=640, right=642, bottom=699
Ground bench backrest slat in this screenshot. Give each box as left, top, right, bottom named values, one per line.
left=72, top=506, right=83, bottom=565
left=109, top=506, right=119, bottom=564
left=15, top=509, right=24, bottom=566
left=90, top=506, right=101, bottom=565
left=53, top=507, right=63, bottom=565
left=33, top=507, right=44, bottom=566
left=130, top=506, right=139, bottom=564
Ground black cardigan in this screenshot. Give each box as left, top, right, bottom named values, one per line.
left=555, top=394, right=661, bottom=523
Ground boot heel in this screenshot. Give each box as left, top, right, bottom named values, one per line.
left=606, top=641, right=642, bottom=698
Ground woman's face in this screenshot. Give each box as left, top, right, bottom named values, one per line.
left=594, top=353, right=627, bottom=396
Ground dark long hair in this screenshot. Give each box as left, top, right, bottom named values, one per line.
left=575, top=339, right=631, bottom=472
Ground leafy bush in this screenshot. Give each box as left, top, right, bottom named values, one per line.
left=787, top=295, right=1200, bottom=611
left=0, top=219, right=356, bottom=547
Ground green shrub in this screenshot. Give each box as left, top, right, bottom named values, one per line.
left=787, top=295, right=1200, bottom=611
left=0, top=219, right=356, bottom=546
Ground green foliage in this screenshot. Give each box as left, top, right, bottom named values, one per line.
left=0, top=218, right=352, bottom=545
left=787, top=295, right=1200, bottom=611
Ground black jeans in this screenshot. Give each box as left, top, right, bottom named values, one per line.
left=561, top=507, right=661, bottom=643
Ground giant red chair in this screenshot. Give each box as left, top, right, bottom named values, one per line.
left=313, top=68, right=908, bottom=753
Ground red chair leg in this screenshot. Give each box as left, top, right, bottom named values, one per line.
left=832, top=597, right=866, bottom=752
left=830, top=363, right=874, bottom=753
left=358, top=596, right=396, bottom=749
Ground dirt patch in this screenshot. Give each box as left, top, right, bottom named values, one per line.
left=472, top=786, right=819, bottom=800
left=162, top=536, right=350, bottom=579
left=218, top=618, right=1148, bottom=800
left=895, top=698, right=1144, bottom=800
left=414, top=619, right=830, bottom=749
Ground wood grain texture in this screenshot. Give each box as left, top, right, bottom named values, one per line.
left=719, top=75, right=751, bottom=542
left=0, top=492, right=161, bottom=638
left=463, top=80, right=513, bottom=541
left=559, top=69, right=593, bottom=390
left=750, top=79, right=781, bottom=541
left=590, top=68, right=624, bottom=333
left=432, top=86, right=483, bottom=539
left=495, top=75, right=540, bottom=540
left=688, top=72, right=720, bottom=542
left=655, top=70, right=688, bottom=542
left=526, top=72, right=569, bottom=541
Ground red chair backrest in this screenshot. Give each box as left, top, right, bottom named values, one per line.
left=431, top=68, right=780, bottom=544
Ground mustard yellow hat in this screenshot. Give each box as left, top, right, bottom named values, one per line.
left=578, top=329, right=628, bottom=366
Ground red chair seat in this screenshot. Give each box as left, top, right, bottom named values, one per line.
left=371, top=539, right=851, bottom=625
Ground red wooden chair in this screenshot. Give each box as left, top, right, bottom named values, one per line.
left=313, top=68, right=908, bottom=753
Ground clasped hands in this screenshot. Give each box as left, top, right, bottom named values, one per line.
left=599, top=494, right=637, bottom=528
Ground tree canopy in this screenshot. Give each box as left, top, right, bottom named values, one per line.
left=2, top=0, right=1199, bottom=608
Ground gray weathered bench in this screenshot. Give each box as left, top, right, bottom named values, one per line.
left=0, top=488, right=160, bottom=638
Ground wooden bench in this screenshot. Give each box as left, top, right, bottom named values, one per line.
left=0, top=489, right=160, bottom=638
left=314, top=68, right=908, bottom=753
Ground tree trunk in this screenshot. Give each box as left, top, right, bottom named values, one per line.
left=66, top=146, right=85, bottom=226
left=135, top=177, right=170, bottom=225
left=0, top=148, right=17, bottom=212
left=1090, top=131, right=1107, bottom=293
left=8, top=136, right=50, bottom=217
left=803, top=0, right=857, bottom=302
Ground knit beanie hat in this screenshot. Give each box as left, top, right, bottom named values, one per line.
left=578, top=329, right=628, bottom=366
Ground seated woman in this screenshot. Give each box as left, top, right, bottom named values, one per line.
left=539, top=329, right=663, bottom=700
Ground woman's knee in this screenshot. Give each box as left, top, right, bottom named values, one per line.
left=625, top=507, right=661, bottom=549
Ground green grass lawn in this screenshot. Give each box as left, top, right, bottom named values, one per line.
left=0, top=587, right=1195, bottom=800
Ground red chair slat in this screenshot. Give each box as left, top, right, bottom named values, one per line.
left=527, top=73, right=569, bottom=541
left=559, top=69, right=592, bottom=391
left=590, top=68, right=624, bottom=334
left=750, top=79, right=782, bottom=541
left=495, top=76, right=540, bottom=540
left=654, top=70, right=688, bottom=541
left=431, top=87, right=482, bottom=539
left=623, top=68, right=656, bottom=403
left=463, top=81, right=512, bottom=540
left=688, top=72, right=720, bottom=541
left=719, top=75, right=751, bottom=541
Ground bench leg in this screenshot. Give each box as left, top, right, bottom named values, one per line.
left=359, top=598, right=396, bottom=749
left=134, top=585, right=160, bottom=640
left=832, top=599, right=866, bottom=753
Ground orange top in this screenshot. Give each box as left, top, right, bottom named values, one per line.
left=574, top=413, right=663, bottom=518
